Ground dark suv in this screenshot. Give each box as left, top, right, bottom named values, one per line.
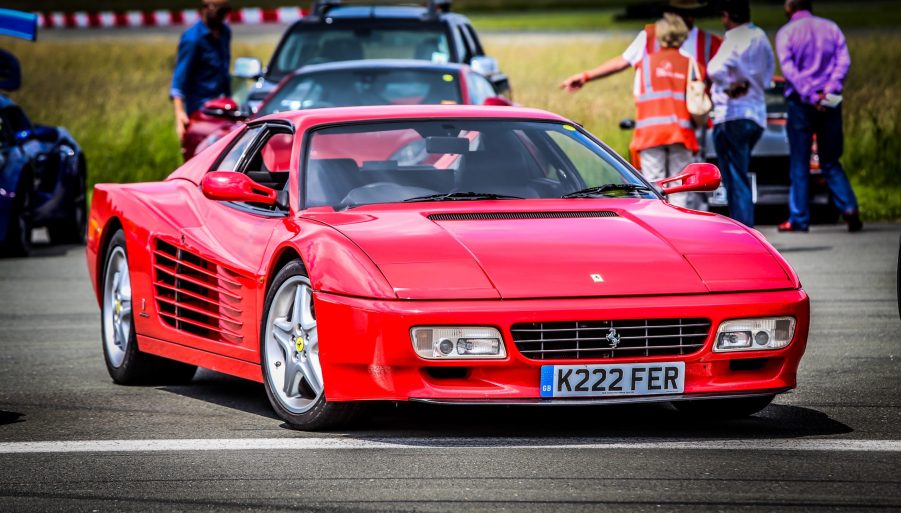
left=234, top=0, right=510, bottom=112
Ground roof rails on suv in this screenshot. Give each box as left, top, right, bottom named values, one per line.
left=310, top=0, right=452, bottom=19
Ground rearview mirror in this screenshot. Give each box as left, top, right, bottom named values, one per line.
left=201, top=171, right=278, bottom=205
left=656, top=163, right=721, bottom=195
left=470, top=56, right=499, bottom=76
left=233, top=57, right=263, bottom=79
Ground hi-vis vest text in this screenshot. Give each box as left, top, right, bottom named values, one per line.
left=644, top=23, right=722, bottom=67
left=629, top=48, right=700, bottom=164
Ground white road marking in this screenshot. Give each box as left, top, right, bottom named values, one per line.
left=0, top=438, right=899, bottom=454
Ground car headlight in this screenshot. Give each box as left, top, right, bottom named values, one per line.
left=714, top=317, right=796, bottom=352
left=411, top=327, right=506, bottom=360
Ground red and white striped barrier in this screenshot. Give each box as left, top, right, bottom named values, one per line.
left=36, top=7, right=308, bottom=29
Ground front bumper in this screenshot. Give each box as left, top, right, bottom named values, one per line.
left=315, top=290, right=809, bottom=403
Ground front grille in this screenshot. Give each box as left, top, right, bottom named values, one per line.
left=511, top=318, right=711, bottom=360
left=152, top=239, right=244, bottom=343
left=428, top=211, right=618, bottom=221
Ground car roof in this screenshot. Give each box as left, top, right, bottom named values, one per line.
left=284, top=59, right=469, bottom=77
left=254, top=105, right=568, bottom=131
left=301, top=5, right=465, bottom=22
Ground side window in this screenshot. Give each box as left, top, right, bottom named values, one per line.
left=243, top=129, right=294, bottom=191
left=467, top=72, right=495, bottom=105
left=462, top=24, right=484, bottom=56
left=214, top=126, right=263, bottom=171
left=455, top=26, right=474, bottom=63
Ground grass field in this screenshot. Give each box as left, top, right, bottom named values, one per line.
left=3, top=30, right=900, bottom=220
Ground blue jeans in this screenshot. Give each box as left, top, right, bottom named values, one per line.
left=787, top=97, right=859, bottom=229
left=713, top=119, right=763, bottom=227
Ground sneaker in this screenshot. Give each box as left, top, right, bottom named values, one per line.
left=777, top=221, right=808, bottom=232
left=844, top=211, right=863, bottom=232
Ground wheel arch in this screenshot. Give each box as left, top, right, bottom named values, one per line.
left=94, top=216, right=123, bottom=304
left=264, top=244, right=307, bottom=296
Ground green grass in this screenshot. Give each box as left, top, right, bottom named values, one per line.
left=468, top=3, right=901, bottom=32
left=3, top=31, right=899, bottom=220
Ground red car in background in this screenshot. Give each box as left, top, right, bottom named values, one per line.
left=88, top=105, right=809, bottom=430
left=182, top=59, right=511, bottom=159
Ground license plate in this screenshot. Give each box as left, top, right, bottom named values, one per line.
left=540, top=362, right=685, bottom=398
left=708, top=173, right=757, bottom=206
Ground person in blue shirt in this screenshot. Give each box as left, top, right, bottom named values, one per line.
left=170, top=0, right=232, bottom=142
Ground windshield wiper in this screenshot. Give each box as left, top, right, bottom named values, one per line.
left=404, top=191, right=524, bottom=202
left=561, top=183, right=653, bottom=199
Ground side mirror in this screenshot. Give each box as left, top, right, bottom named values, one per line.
left=200, top=97, right=244, bottom=119
left=470, top=55, right=499, bottom=77
left=233, top=57, right=263, bottom=79
left=201, top=171, right=278, bottom=205
left=656, top=163, right=721, bottom=195
left=619, top=119, right=636, bottom=130
left=483, top=96, right=512, bottom=107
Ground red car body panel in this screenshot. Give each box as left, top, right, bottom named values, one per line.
left=87, top=105, right=810, bottom=404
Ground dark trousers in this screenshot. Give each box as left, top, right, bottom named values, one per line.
left=713, top=119, right=764, bottom=227
left=787, top=97, right=859, bottom=229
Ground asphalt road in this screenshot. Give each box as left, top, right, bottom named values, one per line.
left=0, top=223, right=899, bottom=512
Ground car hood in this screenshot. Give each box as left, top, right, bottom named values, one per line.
left=304, top=200, right=797, bottom=300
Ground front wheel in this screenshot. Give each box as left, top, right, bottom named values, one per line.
left=261, top=260, right=357, bottom=430
left=672, top=394, right=775, bottom=419
left=101, top=229, right=196, bottom=384
left=0, top=174, right=32, bottom=257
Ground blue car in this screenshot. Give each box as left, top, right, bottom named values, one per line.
left=0, top=94, right=87, bottom=255
left=1, top=10, right=87, bottom=256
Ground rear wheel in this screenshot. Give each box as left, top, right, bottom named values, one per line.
left=261, top=260, right=358, bottom=430
left=101, top=229, right=196, bottom=384
left=48, top=161, right=87, bottom=245
left=1, top=173, right=33, bottom=257
left=672, top=394, right=775, bottom=419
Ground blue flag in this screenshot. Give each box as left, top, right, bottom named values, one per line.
left=0, top=8, right=38, bottom=42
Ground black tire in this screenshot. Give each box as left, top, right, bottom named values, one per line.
left=0, top=172, right=33, bottom=257
left=260, top=259, right=358, bottom=430
left=672, top=394, right=775, bottom=419
left=48, top=160, right=88, bottom=245
left=101, top=229, right=197, bottom=385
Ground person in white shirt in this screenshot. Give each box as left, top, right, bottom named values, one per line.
left=559, top=0, right=721, bottom=96
left=707, top=0, right=774, bottom=227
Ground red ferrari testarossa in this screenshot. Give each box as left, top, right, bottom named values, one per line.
left=86, top=105, right=809, bottom=429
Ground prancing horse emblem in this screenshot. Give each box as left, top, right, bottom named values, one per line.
left=590, top=274, right=604, bottom=283
left=606, top=328, right=621, bottom=349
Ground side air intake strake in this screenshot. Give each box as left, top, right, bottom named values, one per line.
left=152, top=239, right=244, bottom=343
left=428, top=211, right=618, bottom=221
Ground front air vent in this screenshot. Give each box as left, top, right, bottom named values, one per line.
left=428, top=211, right=618, bottom=221
left=511, top=318, right=711, bottom=360
left=152, top=239, right=244, bottom=343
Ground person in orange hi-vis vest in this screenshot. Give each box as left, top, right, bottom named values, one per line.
left=629, top=14, right=699, bottom=209
left=560, top=0, right=721, bottom=95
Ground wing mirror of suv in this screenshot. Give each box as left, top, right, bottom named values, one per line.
left=201, top=171, right=278, bottom=205
left=233, top=57, right=263, bottom=79
left=656, top=163, right=721, bottom=195
left=470, top=56, right=499, bottom=77
left=200, top=97, right=245, bottom=120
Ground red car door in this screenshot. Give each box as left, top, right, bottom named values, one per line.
left=142, top=123, right=294, bottom=363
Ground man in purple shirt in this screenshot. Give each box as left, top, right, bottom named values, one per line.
left=775, top=0, right=862, bottom=232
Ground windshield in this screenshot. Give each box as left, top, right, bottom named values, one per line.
left=258, top=68, right=462, bottom=116
left=269, top=25, right=452, bottom=81
left=303, top=120, right=650, bottom=209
